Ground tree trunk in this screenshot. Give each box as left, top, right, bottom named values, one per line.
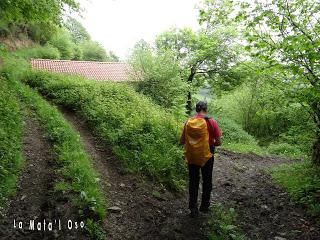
left=185, top=67, right=197, bottom=115
left=186, top=91, right=192, bottom=115
left=312, top=134, right=320, bottom=165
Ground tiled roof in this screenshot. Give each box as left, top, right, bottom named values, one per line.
left=31, top=59, right=132, bottom=82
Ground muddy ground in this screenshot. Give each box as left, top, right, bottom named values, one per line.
left=0, top=118, right=86, bottom=240
left=61, top=109, right=320, bottom=240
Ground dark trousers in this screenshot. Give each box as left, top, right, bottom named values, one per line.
left=188, top=157, right=214, bottom=210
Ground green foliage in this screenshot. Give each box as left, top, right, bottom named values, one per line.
left=212, top=113, right=258, bottom=146
left=129, top=42, right=188, bottom=119
left=241, top=0, right=320, bottom=164
left=0, top=0, right=79, bottom=46
left=0, top=77, right=23, bottom=213
left=205, top=203, right=246, bottom=240
left=267, top=143, right=303, bottom=158
left=270, top=161, right=320, bottom=217
left=23, top=71, right=187, bottom=190
left=0, top=0, right=79, bottom=26
left=206, top=110, right=263, bottom=154
left=155, top=26, right=239, bottom=86
left=17, top=83, right=106, bottom=220
left=64, top=17, right=90, bottom=44
left=1, top=47, right=106, bottom=238
left=48, top=28, right=76, bottom=59
left=81, top=41, right=110, bottom=62
left=15, top=44, right=61, bottom=59
left=85, top=219, right=106, bottom=240
left=27, top=22, right=58, bottom=44
left=210, top=77, right=315, bottom=157
left=0, top=49, right=30, bottom=82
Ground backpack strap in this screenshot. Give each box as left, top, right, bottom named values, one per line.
left=204, top=116, right=214, bottom=134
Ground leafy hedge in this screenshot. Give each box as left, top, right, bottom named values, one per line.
left=15, top=44, right=61, bottom=59
left=0, top=78, right=24, bottom=212
left=24, top=71, right=187, bottom=189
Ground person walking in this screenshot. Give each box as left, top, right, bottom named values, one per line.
left=180, top=101, right=221, bottom=217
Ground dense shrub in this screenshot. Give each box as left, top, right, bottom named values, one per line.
left=129, top=47, right=188, bottom=118
left=210, top=83, right=315, bottom=156
left=81, top=41, right=110, bottom=62
left=24, top=71, right=187, bottom=189
left=15, top=44, right=61, bottom=59
left=48, top=28, right=75, bottom=59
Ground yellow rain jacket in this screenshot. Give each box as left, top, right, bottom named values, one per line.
left=184, top=117, right=212, bottom=167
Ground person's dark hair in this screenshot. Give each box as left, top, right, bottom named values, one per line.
left=196, top=101, right=208, bottom=113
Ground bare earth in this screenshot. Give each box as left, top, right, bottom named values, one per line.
left=0, top=118, right=86, bottom=240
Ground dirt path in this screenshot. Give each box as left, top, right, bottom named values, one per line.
left=0, top=118, right=86, bottom=240
left=61, top=108, right=320, bottom=240
left=61, top=108, right=209, bottom=240
left=214, top=150, right=320, bottom=240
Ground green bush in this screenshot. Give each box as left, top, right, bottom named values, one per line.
left=15, top=44, right=61, bottom=59
left=24, top=71, right=187, bottom=190
left=210, top=83, right=315, bottom=157
left=129, top=46, right=188, bottom=118
left=271, top=161, right=320, bottom=217
left=80, top=41, right=109, bottom=61
left=1, top=48, right=106, bottom=238
left=48, top=28, right=75, bottom=59
left=0, top=77, right=23, bottom=212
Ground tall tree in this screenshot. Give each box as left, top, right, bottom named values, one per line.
left=64, top=17, right=90, bottom=43
left=241, top=0, right=320, bottom=165
left=156, top=27, right=238, bottom=114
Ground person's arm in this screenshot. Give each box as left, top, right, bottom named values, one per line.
left=209, top=119, right=222, bottom=146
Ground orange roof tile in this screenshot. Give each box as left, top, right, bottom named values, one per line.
left=31, top=59, right=132, bottom=82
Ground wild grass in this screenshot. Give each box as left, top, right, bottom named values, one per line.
left=23, top=70, right=187, bottom=190
left=270, top=161, right=320, bottom=218
left=0, top=78, right=24, bottom=215
left=205, top=203, right=246, bottom=240
left=15, top=44, right=61, bottom=60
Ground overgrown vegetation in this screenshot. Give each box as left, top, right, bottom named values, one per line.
left=270, top=162, right=320, bottom=218
left=23, top=71, right=187, bottom=190
left=129, top=40, right=188, bottom=120
left=205, top=203, right=246, bottom=240
left=0, top=78, right=23, bottom=214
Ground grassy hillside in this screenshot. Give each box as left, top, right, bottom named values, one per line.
left=0, top=78, right=24, bottom=213
left=23, top=71, right=187, bottom=190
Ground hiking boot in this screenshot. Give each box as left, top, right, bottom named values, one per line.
left=190, top=208, right=199, bottom=218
